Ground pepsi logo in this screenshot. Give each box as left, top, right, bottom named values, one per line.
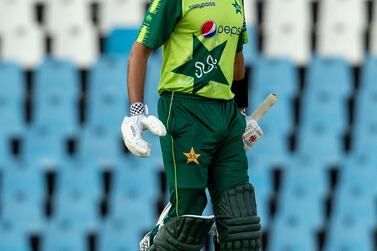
left=201, top=21, right=217, bottom=38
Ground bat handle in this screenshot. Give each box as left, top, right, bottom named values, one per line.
left=250, top=93, right=278, bottom=121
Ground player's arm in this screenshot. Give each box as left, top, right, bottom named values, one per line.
left=122, top=42, right=166, bottom=157
left=121, top=0, right=182, bottom=157
left=233, top=51, right=245, bottom=81
left=128, top=0, right=180, bottom=104
left=127, top=42, right=153, bottom=104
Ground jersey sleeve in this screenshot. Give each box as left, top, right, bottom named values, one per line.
left=236, top=3, right=249, bottom=52
left=137, top=0, right=182, bottom=49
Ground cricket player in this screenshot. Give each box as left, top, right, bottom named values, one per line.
left=121, top=0, right=263, bottom=249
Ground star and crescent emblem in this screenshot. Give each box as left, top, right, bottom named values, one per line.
left=173, top=35, right=228, bottom=94
left=184, top=147, right=201, bottom=165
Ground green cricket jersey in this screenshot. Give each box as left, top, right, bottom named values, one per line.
left=137, top=0, right=248, bottom=100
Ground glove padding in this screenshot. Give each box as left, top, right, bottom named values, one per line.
left=121, top=114, right=166, bottom=157
left=242, top=117, right=263, bottom=151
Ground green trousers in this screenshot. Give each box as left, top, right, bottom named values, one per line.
left=157, top=92, right=249, bottom=220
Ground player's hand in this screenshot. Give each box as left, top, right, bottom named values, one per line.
left=121, top=103, right=166, bottom=157
left=242, top=117, right=263, bottom=151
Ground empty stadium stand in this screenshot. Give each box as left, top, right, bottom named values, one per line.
left=1, top=0, right=377, bottom=250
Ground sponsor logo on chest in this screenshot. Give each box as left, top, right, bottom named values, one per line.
left=201, top=21, right=217, bottom=38
left=189, top=1, right=216, bottom=10
left=200, top=20, right=243, bottom=39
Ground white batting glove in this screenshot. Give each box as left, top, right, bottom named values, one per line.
left=242, top=117, right=263, bottom=151
left=121, top=103, right=166, bottom=157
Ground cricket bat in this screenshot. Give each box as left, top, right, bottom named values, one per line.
left=250, top=93, right=278, bottom=121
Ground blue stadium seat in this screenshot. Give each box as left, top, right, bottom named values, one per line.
left=279, top=162, right=326, bottom=230
left=1, top=163, right=44, bottom=203
left=108, top=197, right=155, bottom=233
left=55, top=163, right=102, bottom=203
left=78, top=126, right=123, bottom=168
left=34, top=58, right=79, bottom=100
left=249, top=166, right=273, bottom=202
left=332, top=182, right=376, bottom=231
left=247, top=152, right=276, bottom=169
left=277, top=195, right=325, bottom=231
left=360, top=56, right=377, bottom=92
left=269, top=213, right=317, bottom=251
left=87, top=56, right=128, bottom=133
left=98, top=216, right=139, bottom=251
left=243, top=26, right=258, bottom=66
left=248, top=166, right=272, bottom=228
left=340, top=154, right=377, bottom=197
left=1, top=198, right=45, bottom=233
left=33, top=97, right=79, bottom=137
left=331, top=201, right=376, bottom=233
left=105, top=28, right=139, bottom=57
left=0, top=62, right=25, bottom=138
left=252, top=57, right=298, bottom=99
left=249, top=166, right=272, bottom=228
left=247, top=132, right=289, bottom=167
left=306, top=57, right=353, bottom=98
left=301, top=90, right=348, bottom=135
left=352, top=126, right=377, bottom=162
left=0, top=138, right=12, bottom=167
left=324, top=216, right=373, bottom=251
left=111, top=158, right=159, bottom=202
left=250, top=58, right=296, bottom=135
left=341, top=152, right=376, bottom=168
left=33, top=58, right=79, bottom=136
left=281, top=157, right=329, bottom=200
left=22, top=126, right=68, bottom=169
left=88, top=55, right=128, bottom=98
left=355, top=89, right=377, bottom=131
left=297, top=129, right=343, bottom=167
left=53, top=196, right=99, bottom=232
left=0, top=219, right=31, bottom=251
left=42, top=220, right=87, bottom=251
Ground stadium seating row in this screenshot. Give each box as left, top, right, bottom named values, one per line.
left=1, top=151, right=376, bottom=250
left=1, top=0, right=377, bottom=67
left=2, top=55, right=377, bottom=169
left=0, top=156, right=158, bottom=250
left=1, top=1, right=377, bottom=251
left=1, top=23, right=377, bottom=68
left=263, top=0, right=377, bottom=65
left=0, top=0, right=146, bottom=34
